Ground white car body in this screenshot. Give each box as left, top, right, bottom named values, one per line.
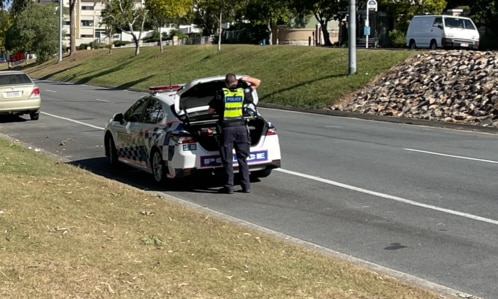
left=406, top=15, right=480, bottom=50
left=104, top=75, right=281, bottom=184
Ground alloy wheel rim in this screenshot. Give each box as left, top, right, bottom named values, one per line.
left=152, top=152, right=163, bottom=182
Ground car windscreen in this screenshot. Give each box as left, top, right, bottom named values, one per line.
left=0, top=74, right=33, bottom=85
left=444, top=17, right=476, bottom=30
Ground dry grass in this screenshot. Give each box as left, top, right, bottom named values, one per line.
left=0, top=137, right=452, bottom=298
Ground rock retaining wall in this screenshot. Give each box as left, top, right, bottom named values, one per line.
left=331, top=50, right=498, bottom=128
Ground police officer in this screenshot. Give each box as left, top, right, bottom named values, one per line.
left=208, top=73, right=261, bottom=194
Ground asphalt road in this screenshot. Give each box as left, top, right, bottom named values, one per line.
left=1, top=81, right=498, bottom=298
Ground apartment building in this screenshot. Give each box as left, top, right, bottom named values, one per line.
left=38, top=0, right=143, bottom=47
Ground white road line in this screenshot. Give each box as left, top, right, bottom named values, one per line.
left=95, top=99, right=112, bottom=103
left=41, top=112, right=498, bottom=226
left=41, top=112, right=104, bottom=130
left=276, top=168, right=498, bottom=226
left=405, top=148, right=498, bottom=164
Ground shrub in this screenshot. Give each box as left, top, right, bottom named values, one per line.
left=388, top=29, right=406, bottom=48
left=77, top=43, right=89, bottom=50
left=112, top=40, right=130, bottom=47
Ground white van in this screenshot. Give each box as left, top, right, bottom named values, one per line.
left=406, top=15, right=480, bottom=50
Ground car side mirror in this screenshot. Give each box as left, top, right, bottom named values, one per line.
left=113, top=113, right=124, bottom=124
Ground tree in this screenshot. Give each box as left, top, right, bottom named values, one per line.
left=290, top=0, right=349, bottom=46
left=0, top=9, right=11, bottom=53
left=244, top=0, right=292, bottom=45
left=378, top=0, right=446, bottom=32
left=193, top=0, right=245, bottom=51
left=5, top=2, right=58, bottom=62
left=470, top=0, right=498, bottom=49
left=101, top=0, right=148, bottom=56
left=5, top=0, right=30, bottom=15
left=145, top=0, right=191, bottom=52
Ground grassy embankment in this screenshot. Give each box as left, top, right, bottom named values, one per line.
left=0, top=45, right=451, bottom=298
left=23, top=44, right=415, bottom=108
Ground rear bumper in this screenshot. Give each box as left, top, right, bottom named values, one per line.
left=0, top=98, right=41, bottom=114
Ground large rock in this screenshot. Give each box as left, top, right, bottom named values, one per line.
left=331, top=50, right=498, bottom=128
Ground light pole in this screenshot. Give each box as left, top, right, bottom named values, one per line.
left=58, top=0, right=63, bottom=63
left=348, top=0, right=356, bottom=74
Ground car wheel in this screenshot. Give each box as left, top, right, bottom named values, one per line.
left=30, top=111, right=39, bottom=120
left=251, top=168, right=272, bottom=178
left=106, top=134, right=119, bottom=167
left=429, top=40, right=437, bottom=50
left=409, top=40, right=416, bottom=50
left=151, top=149, right=167, bottom=184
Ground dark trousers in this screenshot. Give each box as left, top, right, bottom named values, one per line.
left=219, top=125, right=250, bottom=191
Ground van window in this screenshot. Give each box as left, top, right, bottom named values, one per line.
left=433, top=17, right=443, bottom=28
left=445, top=17, right=464, bottom=29
left=463, top=19, right=476, bottom=30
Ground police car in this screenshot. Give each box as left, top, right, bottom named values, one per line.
left=104, top=75, right=281, bottom=184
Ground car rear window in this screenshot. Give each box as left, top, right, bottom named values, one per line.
left=0, top=73, right=33, bottom=85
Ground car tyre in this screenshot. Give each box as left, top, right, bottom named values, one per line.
left=251, top=168, right=272, bottom=178
left=30, top=111, right=39, bottom=120
left=429, top=40, right=437, bottom=50
left=151, top=148, right=167, bottom=184
left=105, top=134, right=119, bottom=167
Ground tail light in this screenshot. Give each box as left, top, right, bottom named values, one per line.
left=171, top=131, right=196, bottom=144
left=30, top=87, right=40, bottom=98
left=266, top=122, right=277, bottom=136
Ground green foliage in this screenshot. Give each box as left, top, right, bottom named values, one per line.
left=78, top=43, right=89, bottom=50
left=388, top=29, right=406, bottom=48
left=5, top=3, right=58, bottom=62
left=379, top=0, right=447, bottom=38
left=145, top=0, right=191, bottom=27
left=289, top=0, right=349, bottom=46
left=0, top=10, right=10, bottom=51
left=193, top=0, right=246, bottom=36
left=112, top=40, right=131, bottom=47
left=8, top=0, right=32, bottom=15
left=167, top=29, right=188, bottom=39
left=478, top=30, right=498, bottom=50
left=470, top=0, right=498, bottom=49
left=100, top=0, right=148, bottom=55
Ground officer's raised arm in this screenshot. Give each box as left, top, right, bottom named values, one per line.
left=240, top=76, right=261, bottom=89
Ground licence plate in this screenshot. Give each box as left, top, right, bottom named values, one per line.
left=3, top=91, right=21, bottom=98
left=460, top=43, right=469, bottom=47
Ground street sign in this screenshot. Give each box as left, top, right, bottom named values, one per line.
left=364, top=26, right=370, bottom=36
left=367, top=0, right=377, bottom=11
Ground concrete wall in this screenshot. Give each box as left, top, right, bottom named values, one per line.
left=273, top=26, right=339, bottom=46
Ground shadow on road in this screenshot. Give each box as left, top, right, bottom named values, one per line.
left=67, top=157, right=257, bottom=194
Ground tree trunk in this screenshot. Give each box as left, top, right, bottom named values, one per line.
left=267, top=20, right=273, bottom=45
left=132, top=34, right=140, bottom=56
left=159, top=25, right=164, bottom=53
left=69, top=0, right=77, bottom=56
left=320, top=20, right=332, bottom=46
left=217, top=11, right=222, bottom=52
left=108, top=28, right=113, bottom=54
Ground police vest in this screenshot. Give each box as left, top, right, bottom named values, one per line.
left=222, top=88, right=244, bottom=120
